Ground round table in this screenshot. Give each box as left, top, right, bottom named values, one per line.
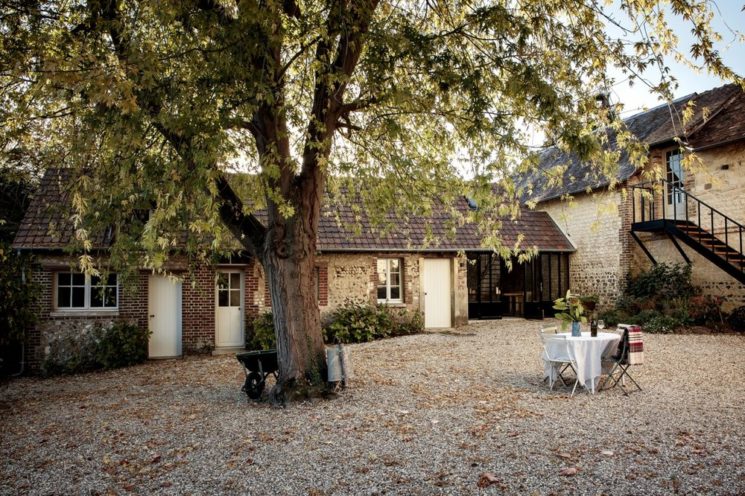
left=546, top=331, right=621, bottom=394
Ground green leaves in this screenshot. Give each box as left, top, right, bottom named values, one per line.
left=553, top=289, right=586, bottom=325
left=0, top=0, right=740, bottom=271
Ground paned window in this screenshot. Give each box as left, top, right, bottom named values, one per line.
left=217, top=272, right=241, bottom=307
left=56, top=272, right=118, bottom=310
left=376, top=258, right=402, bottom=303
left=666, top=150, right=685, bottom=204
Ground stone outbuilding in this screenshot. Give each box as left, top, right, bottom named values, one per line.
left=520, top=83, right=745, bottom=311
left=12, top=170, right=574, bottom=371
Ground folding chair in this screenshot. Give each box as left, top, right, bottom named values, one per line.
left=538, top=329, right=580, bottom=396
left=601, top=324, right=643, bottom=394
left=541, top=325, right=559, bottom=334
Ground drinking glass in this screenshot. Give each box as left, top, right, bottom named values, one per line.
left=598, top=320, right=605, bottom=331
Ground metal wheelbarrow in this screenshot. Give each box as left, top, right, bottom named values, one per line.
left=236, top=350, right=279, bottom=399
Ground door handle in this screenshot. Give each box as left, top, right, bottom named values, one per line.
left=149, top=314, right=155, bottom=318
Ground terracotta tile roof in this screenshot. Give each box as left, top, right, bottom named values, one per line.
left=689, top=88, right=745, bottom=150
left=518, top=84, right=744, bottom=203
left=11, top=169, right=103, bottom=250
left=13, top=169, right=574, bottom=253
left=313, top=198, right=574, bottom=252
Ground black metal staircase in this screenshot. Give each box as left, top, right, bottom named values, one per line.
left=630, top=180, right=745, bottom=285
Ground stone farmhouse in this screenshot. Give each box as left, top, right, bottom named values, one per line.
left=12, top=84, right=745, bottom=370
left=520, top=83, right=745, bottom=312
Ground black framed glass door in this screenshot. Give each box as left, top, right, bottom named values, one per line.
left=467, top=253, right=502, bottom=319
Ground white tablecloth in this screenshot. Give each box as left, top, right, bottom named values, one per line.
left=544, top=332, right=621, bottom=394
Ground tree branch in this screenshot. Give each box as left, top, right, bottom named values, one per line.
left=97, top=0, right=267, bottom=256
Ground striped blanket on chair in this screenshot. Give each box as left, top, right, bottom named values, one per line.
left=626, top=325, right=644, bottom=365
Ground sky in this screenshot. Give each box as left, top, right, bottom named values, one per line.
left=606, top=1, right=744, bottom=117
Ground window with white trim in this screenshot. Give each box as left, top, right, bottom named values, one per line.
left=56, top=272, right=118, bottom=310
left=376, top=258, right=402, bottom=303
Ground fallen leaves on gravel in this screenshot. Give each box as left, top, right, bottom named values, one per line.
left=477, top=472, right=500, bottom=488
left=560, top=467, right=580, bottom=476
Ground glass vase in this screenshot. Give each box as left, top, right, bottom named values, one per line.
left=571, top=321, right=582, bottom=337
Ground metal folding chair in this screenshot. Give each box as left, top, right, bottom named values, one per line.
left=601, top=324, right=643, bottom=394
left=538, top=329, right=580, bottom=396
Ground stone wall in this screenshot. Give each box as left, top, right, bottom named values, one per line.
left=245, top=253, right=466, bottom=328
left=453, top=254, right=469, bottom=325
left=689, top=141, right=745, bottom=227
left=317, top=252, right=424, bottom=317
left=538, top=191, right=629, bottom=309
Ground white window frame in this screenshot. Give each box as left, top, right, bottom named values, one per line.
left=55, top=272, right=119, bottom=312
left=376, top=258, right=403, bottom=304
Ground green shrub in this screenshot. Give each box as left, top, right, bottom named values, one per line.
left=602, top=263, right=727, bottom=334
left=727, top=306, right=745, bottom=332
left=390, top=307, right=424, bottom=336
left=323, top=302, right=423, bottom=344
left=323, top=302, right=390, bottom=343
left=625, top=263, right=695, bottom=300
left=687, top=295, right=725, bottom=327
left=0, top=245, right=38, bottom=373
left=643, top=315, right=685, bottom=334
left=247, top=312, right=276, bottom=350
left=95, top=322, right=150, bottom=369
left=596, top=308, right=631, bottom=327
left=245, top=304, right=424, bottom=349
left=629, top=309, right=662, bottom=326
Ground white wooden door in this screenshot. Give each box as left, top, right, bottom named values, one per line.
left=215, top=271, right=244, bottom=347
left=148, top=275, right=182, bottom=358
left=423, top=259, right=452, bottom=328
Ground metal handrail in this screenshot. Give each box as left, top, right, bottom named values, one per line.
left=630, top=179, right=744, bottom=272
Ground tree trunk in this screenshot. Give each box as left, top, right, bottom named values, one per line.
left=263, top=177, right=327, bottom=403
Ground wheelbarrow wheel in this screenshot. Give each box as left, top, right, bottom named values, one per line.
left=244, top=372, right=265, bottom=399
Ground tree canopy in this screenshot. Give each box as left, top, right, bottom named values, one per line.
left=1, top=1, right=738, bottom=258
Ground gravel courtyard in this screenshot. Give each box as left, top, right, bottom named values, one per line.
left=2, top=319, right=744, bottom=495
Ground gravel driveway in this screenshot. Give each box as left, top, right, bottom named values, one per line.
left=2, top=319, right=744, bottom=495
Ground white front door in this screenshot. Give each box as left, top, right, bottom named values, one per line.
left=423, top=258, right=452, bottom=328
left=666, top=150, right=686, bottom=219
left=215, top=271, right=244, bottom=348
left=148, top=275, right=182, bottom=358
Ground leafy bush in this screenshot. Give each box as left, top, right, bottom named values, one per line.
left=625, top=263, right=695, bottom=300
left=643, top=315, right=685, bottom=334
left=629, top=309, right=663, bottom=326
left=596, top=308, right=631, bottom=327
left=323, top=302, right=423, bottom=344
left=728, top=306, right=745, bottom=332
left=246, top=304, right=422, bottom=350
left=95, top=322, right=150, bottom=369
left=602, top=263, right=727, bottom=333
left=42, top=321, right=150, bottom=375
left=687, top=295, right=725, bottom=328
left=247, top=312, right=276, bottom=350
left=390, top=307, right=424, bottom=336
left=323, top=302, right=392, bottom=343
left=0, top=245, right=39, bottom=373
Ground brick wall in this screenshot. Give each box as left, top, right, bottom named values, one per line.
left=119, top=271, right=148, bottom=331
left=181, top=264, right=215, bottom=352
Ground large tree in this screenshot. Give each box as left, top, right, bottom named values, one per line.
left=0, top=0, right=740, bottom=400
